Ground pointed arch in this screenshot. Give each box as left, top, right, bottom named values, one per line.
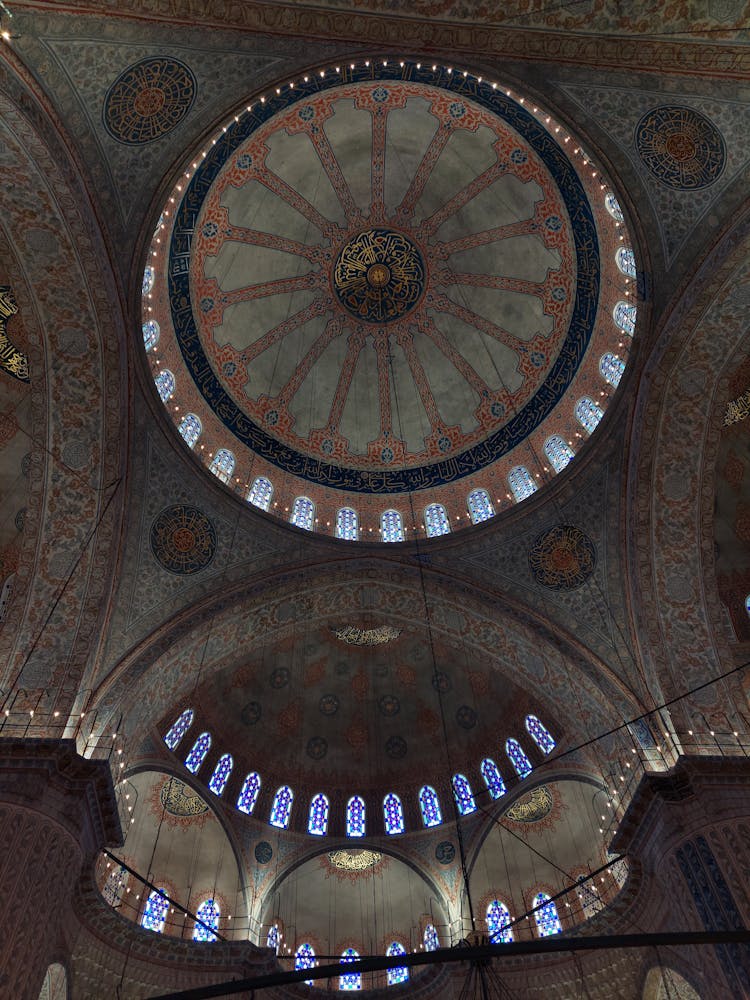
left=308, top=793, right=329, bottom=836
left=142, top=319, right=159, bottom=351
left=525, top=715, right=555, bottom=754
left=164, top=709, right=193, bottom=750
left=423, top=924, right=439, bottom=951
left=208, top=753, right=233, bottom=796
left=383, top=793, right=405, bottom=835
left=452, top=773, right=476, bottom=815
left=532, top=892, right=562, bottom=936
left=141, top=888, right=169, bottom=932
left=486, top=899, right=513, bottom=943
left=505, top=738, right=532, bottom=778
left=270, top=785, right=293, bottom=829
left=193, top=898, right=220, bottom=942
left=418, top=785, right=442, bottom=827
left=346, top=795, right=366, bottom=837
left=184, top=732, right=211, bottom=774
left=295, top=942, right=315, bottom=985
left=143, top=266, right=155, bottom=294
left=267, top=925, right=279, bottom=952
left=237, top=772, right=261, bottom=814
left=480, top=758, right=506, bottom=800
left=339, top=948, right=361, bottom=990
left=386, top=941, right=408, bottom=985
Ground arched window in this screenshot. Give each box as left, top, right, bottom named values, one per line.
left=480, top=758, right=506, bottom=800
left=208, top=753, right=233, bottom=796
left=423, top=924, right=439, bottom=952
left=346, top=795, right=366, bottom=837
left=525, top=715, right=556, bottom=755
left=141, top=888, right=169, bottom=932
left=745, top=594, right=750, bottom=617
left=599, top=353, right=625, bottom=388
left=178, top=413, right=202, bottom=448
left=102, top=865, right=129, bottom=908
left=467, top=488, right=494, bottom=524
left=506, top=738, right=532, bottom=778
left=544, top=436, right=575, bottom=473
left=604, top=193, right=624, bottom=223
left=577, top=875, right=603, bottom=919
left=237, top=772, right=261, bottom=814
left=532, top=892, right=562, bottom=936
left=247, top=476, right=273, bottom=511
left=575, top=397, right=604, bottom=435
left=0, top=573, right=14, bottom=624
left=143, top=266, right=155, bottom=294
left=607, top=853, right=629, bottom=888
left=193, top=898, right=220, bottom=942
left=424, top=503, right=450, bottom=537
left=336, top=507, right=358, bottom=540
left=383, top=793, right=405, bottom=835
left=486, top=900, right=513, bottom=943
left=381, top=509, right=404, bottom=542
left=295, top=942, right=316, bottom=986
left=290, top=496, right=315, bottom=531
left=340, top=948, right=361, bottom=991
left=613, top=300, right=636, bottom=335
left=419, top=785, right=442, bottom=827
left=155, top=369, right=175, bottom=403
left=142, top=319, right=160, bottom=351
left=270, top=785, right=293, bottom=829
left=308, top=793, right=329, bottom=836
left=164, top=709, right=193, bottom=750
left=185, top=732, right=211, bottom=774
left=386, top=942, right=408, bottom=985
left=209, top=448, right=235, bottom=484
left=267, top=924, right=279, bottom=952
left=452, top=774, right=476, bottom=815
left=508, top=466, right=538, bottom=502
left=615, top=246, right=636, bottom=278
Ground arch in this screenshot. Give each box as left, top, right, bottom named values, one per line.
left=423, top=923, right=439, bottom=951
left=346, top=795, right=366, bottom=837
left=142, top=265, right=155, bottom=294
left=164, top=709, right=193, bottom=751
left=270, top=785, right=293, bottom=828
left=506, top=738, right=532, bottom=778
left=575, top=397, right=604, bottom=435
left=154, top=369, right=174, bottom=403
left=424, top=503, right=450, bottom=537
left=532, top=892, right=562, bottom=936
left=295, top=942, right=316, bottom=985
left=419, top=785, right=442, bottom=827
left=480, top=758, right=506, bottom=800
left=508, top=465, right=537, bottom=502
left=383, top=793, right=405, bottom=835
left=237, top=772, right=261, bottom=814
left=208, top=753, right=233, bottom=796
left=247, top=476, right=273, bottom=511
left=101, top=864, right=128, bottom=908
left=381, top=509, right=404, bottom=542
left=544, top=435, right=574, bottom=473
left=209, top=448, right=235, bottom=484
left=576, top=874, right=603, bottom=919
left=641, top=966, right=701, bottom=999
left=38, top=963, right=67, bottom=1000
left=386, top=942, right=408, bottom=985
left=613, top=300, right=636, bottom=335
left=604, top=192, right=624, bottom=222
left=486, top=899, right=513, bottom=943
left=142, top=319, right=159, bottom=351
left=141, top=887, right=169, bottom=932
left=308, top=793, right=329, bottom=836
left=290, top=496, right=315, bottom=531
left=599, top=352, right=625, bottom=388
left=340, top=948, right=361, bottom=991
left=616, top=246, right=636, bottom=278
left=184, top=732, right=211, bottom=774
left=336, top=507, right=358, bottom=540
left=193, top=898, right=220, bottom=942
left=467, top=488, right=494, bottom=524
left=525, top=715, right=555, bottom=754
left=452, top=773, right=476, bottom=815
left=178, top=412, right=202, bottom=449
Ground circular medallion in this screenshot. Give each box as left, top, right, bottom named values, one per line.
left=306, top=736, right=328, bottom=760
left=319, top=693, right=340, bottom=716
left=385, top=735, right=407, bottom=759
left=270, top=667, right=290, bottom=689
left=255, top=841, right=273, bottom=864
left=333, top=228, right=425, bottom=323
left=160, top=778, right=208, bottom=817
left=241, top=701, right=262, bottom=725
left=635, top=106, right=725, bottom=190
left=436, top=841, right=456, bottom=864
left=456, top=705, right=477, bottom=730
left=528, top=524, right=596, bottom=590
left=104, top=58, right=196, bottom=145
left=378, top=694, right=400, bottom=717
left=150, top=504, right=217, bottom=574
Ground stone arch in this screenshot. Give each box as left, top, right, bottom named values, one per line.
left=641, top=965, right=701, bottom=999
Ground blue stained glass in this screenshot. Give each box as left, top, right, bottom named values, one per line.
left=308, top=793, right=329, bottom=836
left=604, top=193, right=624, bottom=222
left=336, top=507, right=358, bottom=540
left=599, top=353, right=625, bottom=388
left=746, top=594, right=750, bottom=617
left=419, top=785, right=442, bottom=827
left=185, top=732, right=211, bottom=774
left=506, top=738, right=532, bottom=778
left=155, top=370, right=175, bottom=403
left=525, top=715, right=555, bottom=755
left=267, top=925, right=279, bottom=952
left=616, top=246, right=636, bottom=278
left=290, top=496, right=315, bottom=531
left=141, top=888, right=169, bottom=932
left=247, top=476, right=273, bottom=511
left=193, top=898, right=220, bottom=942
left=209, top=448, right=235, bottom=484
left=467, top=488, right=494, bottom=524
left=423, top=924, right=439, bottom=952
left=295, top=942, right=315, bottom=985
left=143, top=320, right=160, bottom=351
left=179, top=413, right=202, bottom=448
left=386, top=942, right=408, bottom=985
left=383, top=793, right=405, bottom=835
left=381, top=509, right=404, bottom=542
left=452, top=774, right=476, bottom=815
left=346, top=795, right=366, bottom=837
left=270, top=785, right=293, bottom=829
left=208, top=753, right=233, bottom=796
left=340, top=948, right=361, bottom=991
left=237, top=772, right=261, bottom=814
left=544, top=436, right=575, bottom=473
left=533, top=892, right=562, bottom=936
left=575, top=397, right=603, bottom=435
left=508, top=466, right=537, bottom=502
left=164, top=709, right=193, bottom=750
left=143, top=266, right=155, bottom=294
left=480, top=758, right=506, bottom=800
left=613, top=301, right=636, bottom=335
left=487, top=900, right=513, bottom=943
left=424, top=503, right=450, bottom=538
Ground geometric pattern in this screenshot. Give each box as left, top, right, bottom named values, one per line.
left=150, top=504, right=217, bottom=575
left=635, top=106, right=726, bottom=190
left=528, top=524, right=596, bottom=590
left=103, top=58, right=196, bottom=145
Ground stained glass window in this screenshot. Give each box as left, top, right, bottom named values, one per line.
left=247, top=476, right=273, bottom=511
left=577, top=875, right=603, bottom=919
left=419, top=785, right=442, bottom=827
left=143, top=320, right=160, bottom=351
left=452, top=774, right=476, bottom=815
left=193, top=898, right=220, bottom=942
left=599, top=353, right=625, bottom=388
left=467, top=488, right=494, bottom=524
left=164, top=709, right=193, bottom=750
left=423, top=924, right=439, bottom=951
left=386, top=942, right=408, bottom=985
left=508, top=466, right=538, bottom=502
left=295, top=943, right=315, bottom=986
left=616, top=247, right=636, bottom=278
left=185, top=732, right=211, bottom=774
left=525, top=715, right=555, bottom=754
left=604, top=193, right=624, bottom=223
left=178, top=413, right=202, bottom=448
left=383, top=793, right=405, bottom=835
left=155, top=369, right=175, bottom=403
left=532, top=892, right=562, bottom=936
left=746, top=594, right=750, bottom=617
left=346, top=795, right=366, bottom=837
left=424, top=503, right=450, bottom=538
left=480, top=758, right=506, bottom=800
left=487, top=900, right=513, bottom=943
left=237, top=772, right=261, bottom=814
left=336, top=507, right=358, bottom=541
left=340, top=948, right=361, bottom=991
left=308, top=793, right=330, bottom=836
left=290, top=496, right=315, bottom=531
left=613, top=301, right=636, bottom=335
left=270, top=785, right=293, bottom=829
left=209, top=448, right=235, bottom=484
left=141, top=888, right=169, bottom=933
left=267, top=925, right=279, bottom=952
left=381, top=509, right=404, bottom=542
left=544, top=436, right=575, bottom=473
left=208, top=753, right=233, bottom=796
left=102, top=865, right=128, bottom=907
left=506, top=738, right=532, bottom=778
left=143, top=266, right=155, bottom=294
left=575, top=397, right=604, bottom=435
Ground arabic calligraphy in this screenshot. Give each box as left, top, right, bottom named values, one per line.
left=332, top=624, right=402, bottom=646
left=724, top=389, right=750, bottom=426
left=0, top=287, right=29, bottom=383
left=333, top=229, right=425, bottom=324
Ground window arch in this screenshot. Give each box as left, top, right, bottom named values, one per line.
left=155, top=369, right=175, bottom=403
left=604, top=193, right=624, bottom=222
left=452, top=774, right=476, bottom=815
left=525, top=715, right=556, bottom=755
left=577, top=875, right=603, bottom=919
left=209, top=448, right=235, bottom=484
left=615, top=246, right=636, bottom=278
left=208, top=753, right=233, bottom=796
left=613, top=300, right=636, bottom=335
left=102, top=865, right=129, bottom=908
left=178, top=413, right=202, bottom=448
left=419, top=785, right=442, bottom=827
left=267, top=924, right=279, bottom=952
left=143, top=266, right=155, bottom=294
left=340, top=948, right=361, bottom=991
left=295, top=942, right=315, bottom=986
left=506, top=738, right=532, bottom=778
left=143, top=319, right=160, bottom=351
left=247, top=476, right=273, bottom=511
left=383, top=793, right=405, bottom=835
left=193, top=898, right=220, bottom=942
left=480, top=758, right=506, bottom=800
left=290, top=496, right=315, bottom=531
left=467, top=488, right=494, bottom=524
left=544, top=436, right=574, bottom=473
left=308, top=793, right=330, bottom=836
left=164, top=709, right=193, bottom=750
left=486, top=900, right=513, bottom=943
left=381, top=509, right=404, bottom=542
left=386, top=942, right=408, bottom=985
left=270, top=785, right=293, bottom=828
left=424, top=503, right=450, bottom=537
left=237, top=772, right=261, bottom=814
left=423, top=924, right=439, bottom=951
left=346, top=795, right=366, bottom=837
left=185, top=732, right=211, bottom=774
left=0, top=573, right=14, bottom=624
left=599, top=352, right=625, bottom=388
left=508, top=466, right=537, bottom=502
left=336, top=507, right=358, bottom=540
left=575, top=397, right=604, bottom=435
left=141, top=888, right=169, bottom=932
left=532, top=892, right=562, bottom=936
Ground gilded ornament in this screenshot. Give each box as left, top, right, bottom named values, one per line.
left=504, top=785, right=553, bottom=823
left=332, top=624, right=402, bottom=646
left=0, top=286, right=29, bottom=383
left=159, top=778, right=209, bottom=817
left=328, top=849, right=382, bottom=871
left=724, top=389, right=750, bottom=426
left=333, top=229, right=425, bottom=323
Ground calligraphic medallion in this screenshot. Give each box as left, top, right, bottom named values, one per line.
left=528, top=524, right=596, bottom=591
left=150, top=504, right=217, bottom=575
left=333, top=229, right=425, bottom=324
left=504, top=785, right=553, bottom=823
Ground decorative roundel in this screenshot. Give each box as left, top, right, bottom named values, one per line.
left=104, top=57, right=196, bottom=144
left=528, top=524, right=596, bottom=590
left=378, top=694, right=400, bottom=717
left=385, top=735, right=407, bottom=759
left=504, top=785, right=554, bottom=823
left=241, top=701, right=262, bottom=725
left=306, top=736, right=328, bottom=759
left=435, top=841, right=456, bottom=864
left=270, top=667, right=290, bottom=689
left=635, top=106, right=726, bottom=190
left=319, top=693, right=340, bottom=716
left=150, top=504, right=217, bottom=574
left=333, top=229, right=426, bottom=323
left=456, top=705, right=477, bottom=729
left=255, top=841, right=273, bottom=864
